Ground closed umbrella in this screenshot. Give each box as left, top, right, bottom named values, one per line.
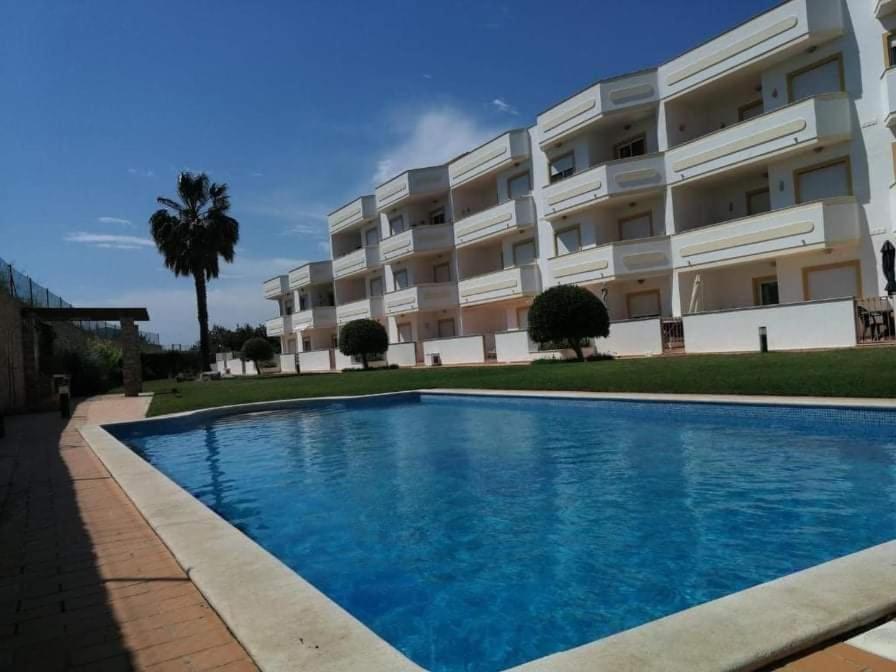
left=883, top=241, right=896, bottom=296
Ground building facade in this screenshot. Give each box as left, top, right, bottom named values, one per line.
left=265, top=0, right=896, bottom=370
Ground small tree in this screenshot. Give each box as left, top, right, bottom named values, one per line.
left=339, top=319, right=388, bottom=370
left=528, top=285, right=610, bottom=361
left=242, top=337, right=274, bottom=375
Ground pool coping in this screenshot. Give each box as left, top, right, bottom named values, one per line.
left=80, top=389, right=896, bottom=672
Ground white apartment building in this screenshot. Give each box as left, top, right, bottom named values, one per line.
left=264, top=0, right=896, bottom=371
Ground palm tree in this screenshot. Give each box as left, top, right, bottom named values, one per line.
left=150, top=172, right=239, bottom=371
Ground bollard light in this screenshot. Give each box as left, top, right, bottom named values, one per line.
left=759, top=326, right=768, bottom=353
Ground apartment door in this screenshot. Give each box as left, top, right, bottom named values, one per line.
left=302, top=337, right=311, bottom=352
left=516, top=307, right=530, bottom=330
left=513, top=239, right=537, bottom=266
left=803, top=262, right=860, bottom=301
left=626, top=290, right=662, bottom=319
left=618, top=212, right=653, bottom=241
left=433, top=262, right=451, bottom=283
left=788, top=55, right=844, bottom=102
left=393, top=269, right=410, bottom=290
left=437, top=318, right=456, bottom=338
left=364, top=226, right=379, bottom=247
left=746, top=188, right=771, bottom=215
left=795, top=159, right=851, bottom=203
left=753, top=276, right=780, bottom=306
left=369, top=276, right=384, bottom=297
left=397, top=323, right=413, bottom=343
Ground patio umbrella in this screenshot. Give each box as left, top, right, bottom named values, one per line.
left=883, top=241, right=896, bottom=296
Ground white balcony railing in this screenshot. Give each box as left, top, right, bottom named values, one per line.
left=328, top=195, right=376, bottom=235
left=549, top=236, right=673, bottom=286
left=380, top=224, right=454, bottom=263
left=667, top=93, right=851, bottom=184
left=883, top=68, right=896, bottom=128
left=448, top=130, right=530, bottom=188
left=877, top=0, right=896, bottom=18
left=384, top=283, right=459, bottom=316
left=292, top=306, right=337, bottom=331
left=332, top=245, right=381, bottom=279
left=336, top=296, right=385, bottom=324
left=288, top=261, right=333, bottom=289
left=454, top=197, right=536, bottom=248
left=375, top=166, right=450, bottom=211
left=672, top=197, right=860, bottom=268
left=263, top=275, right=288, bottom=298
left=265, top=314, right=292, bottom=337
left=458, top=264, right=541, bottom=307
left=542, top=154, right=666, bottom=219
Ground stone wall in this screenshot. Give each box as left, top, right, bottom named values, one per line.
left=0, top=290, right=26, bottom=412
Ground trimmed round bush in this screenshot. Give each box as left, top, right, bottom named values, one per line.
left=339, top=319, right=388, bottom=369
left=528, top=285, right=610, bottom=361
left=242, top=336, right=275, bottom=374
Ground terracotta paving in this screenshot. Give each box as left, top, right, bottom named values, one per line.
left=774, top=638, right=896, bottom=671
left=0, top=396, right=258, bottom=672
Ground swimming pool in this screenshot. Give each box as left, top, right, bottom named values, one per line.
left=109, top=393, right=896, bottom=671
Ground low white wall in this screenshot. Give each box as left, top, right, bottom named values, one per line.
left=298, top=349, right=333, bottom=373
left=242, top=360, right=258, bottom=376
left=387, top=342, right=418, bottom=367
left=595, top=318, right=663, bottom=356
left=279, top=353, right=297, bottom=374
left=495, top=331, right=533, bottom=362
left=422, top=335, right=485, bottom=365
left=334, top=351, right=388, bottom=370
left=225, top=357, right=244, bottom=375
left=683, top=298, right=857, bottom=353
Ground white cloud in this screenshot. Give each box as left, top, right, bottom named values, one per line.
left=372, top=106, right=501, bottom=185
left=64, top=232, right=155, bottom=249
left=97, top=216, right=132, bottom=226
left=127, top=168, right=156, bottom=178
left=283, top=222, right=326, bottom=236
left=422, top=73, right=433, bottom=80
left=216, top=255, right=306, bottom=280
left=491, top=98, right=518, bottom=115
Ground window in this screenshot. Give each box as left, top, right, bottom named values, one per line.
left=626, top=290, right=661, bottom=319
left=393, top=269, right=409, bottom=290
left=614, top=134, right=646, bottom=160
left=516, top=307, right=530, bottom=330
left=513, top=239, right=537, bottom=265
left=554, top=226, right=581, bottom=256
left=802, top=261, right=861, bottom=301
left=618, top=212, right=653, bottom=241
left=548, top=152, right=575, bottom=183
left=738, top=100, right=764, bottom=122
left=794, top=158, right=852, bottom=204
left=364, top=226, right=379, bottom=247
left=389, top=214, right=406, bottom=236
left=746, top=188, right=771, bottom=216
left=437, top=318, right=456, bottom=338
left=369, top=276, right=384, bottom=297
left=433, top=262, right=451, bottom=283
left=787, top=54, right=845, bottom=102
left=283, top=297, right=294, bottom=315
left=887, top=31, right=896, bottom=69
left=430, top=207, right=446, bottom=225
left=298, top=292, right=309, bottom=311
left=397, top=323, right=413, bottom=343
left=753, top=276, right=780, bottom=306
left=507, top=172, right=531, bottom=199
left=302, top=337, right=311, bottom=351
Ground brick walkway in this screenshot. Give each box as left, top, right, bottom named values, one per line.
left=0, top=396, right=257, bottom=672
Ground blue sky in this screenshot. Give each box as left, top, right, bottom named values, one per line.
left=0, top=0, right=779, bottom=345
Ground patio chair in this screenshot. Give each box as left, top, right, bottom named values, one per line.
left=856, top=305, right=880, bottom=341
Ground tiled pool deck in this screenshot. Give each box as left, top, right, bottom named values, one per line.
left=1, top=392, right=895, bottom=671
left=0, top=396, right=257, bottom=671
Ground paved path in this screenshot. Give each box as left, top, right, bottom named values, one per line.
left=0, top=396, right=257, bottom=672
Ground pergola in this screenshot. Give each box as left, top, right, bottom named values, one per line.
left=21, top=306, right=151, bottom=402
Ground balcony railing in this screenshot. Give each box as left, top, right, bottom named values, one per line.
left=883, top=68, right=896, bottom=128
left=672, top=197, right=860, bottom=268
left=332, top=245, right=381, bottom=279
left=454, top=197, right=536, bottom=248
left=263, top=275, right=288, bottom=298
left=384, top=283, right=459, bottom=316
left=328, top=195, right=376, bottom=235
left=265, top=314, right=292, bottom=337
left=458, top=264, right=541, bottom=307
left=380, top=224, right=454, bottom=263
left=666, top=93, right=851, bottom=184
left=375, top=166, right=450, bottom=211
left=549, top=236, right=673, bottom=286
left=877, top=0, right=896, bottom=18
left=288, top=261, right=333, bottom=289
left=541, top=153, right=666, bottom=219
left=336, top=296, right=384, bottom=324
left=449, top=130, right=530, bottom=188
left=292, top=306, right=337, bottom=331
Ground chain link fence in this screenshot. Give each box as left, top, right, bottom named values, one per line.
left=0, top=256, right=161, bottom=346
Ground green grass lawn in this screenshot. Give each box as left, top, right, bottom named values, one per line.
left=138, top=347, right=896, bottom=416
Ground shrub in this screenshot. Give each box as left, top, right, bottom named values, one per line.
left=53, top=339, right=123, bottom=396
left=141, top=350, right=203, bottom=380
left=528, top=285, right=610, bottom=361
left=338, top=319, right=388, bottom=370
left=241, top=337, right=275, bottom=375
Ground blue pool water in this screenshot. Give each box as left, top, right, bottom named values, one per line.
left=111, top=394, right=896, bottom=671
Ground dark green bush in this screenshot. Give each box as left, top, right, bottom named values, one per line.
left=338, top=319, right=388, bottom=369
left=528, top=285, right=610, bottom=361
left=242, top=337, right=275, bottom=374
left=141, top=350, right=203, bottom=380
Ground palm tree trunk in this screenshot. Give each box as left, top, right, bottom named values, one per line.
left=194, top=272, right=211, bottom=371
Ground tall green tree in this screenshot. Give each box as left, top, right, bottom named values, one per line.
left=150, top=172, right=239, bottom=370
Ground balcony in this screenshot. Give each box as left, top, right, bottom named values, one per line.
left=288, top=261, right=333, bottom=289
left=876, top=0, right=896, bottom=19
left=375, top=166, right=450, bottom=211
left=537, top=70, right=659, bottom=147
left=549, top=237, right=673, bottom=286
left=328, top=195, right=376, bottom=235
left=672, top=197, right=860, bottom=269
left=454, top=197, right=536, bottom=248
left=883, top=68, right=896, bottom=128
left=383, top=283, right=459, bottom=317
left=541, top=154, right=666, bottom=219
left=332, top=246, right=381, bottom=280
left=659, top=0, right=843, bottom=98
left=292, top=306, right=337, bottom=331
left=448, top=130, right=530, bottom=188
left=263, top=275, right=288, bottom=299
left=458, top=264, right=541, bottom=307
left=667, top=93, right=851, bottom=184
left=380, top=224, right=454, bottom=263
left=336, top=296, right=384, bottom=324
left=265, top=314, right=292, bottom=337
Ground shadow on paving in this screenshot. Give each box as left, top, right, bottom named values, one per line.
left=0, top=400, right=196, bottom=671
